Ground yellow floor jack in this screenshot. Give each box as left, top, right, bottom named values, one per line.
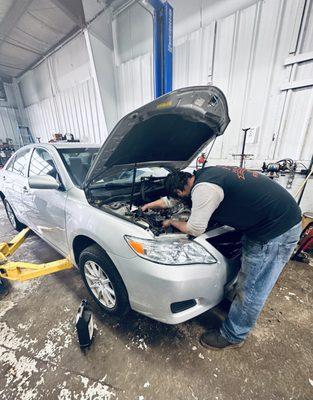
left=0, top=227, right=73, bottom=282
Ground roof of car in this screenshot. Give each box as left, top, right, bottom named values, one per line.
left=21, top=142, right=100, bottom=150
left=51, top=142, right=100, bottom=149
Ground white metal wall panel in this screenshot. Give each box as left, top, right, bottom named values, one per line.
left=219, top=4, right=257, bottom=161
left=19, top=62, right=53, bottom=108
left=0, top=107, right=20, bottom=145
left=112, top=1, right=154, bottom=65
left=163, top=0, right=259, bottom=41
left=272, top=0, right=313, bottom=162
left=171, top=0, right=313, bottom=167
left=86, top=31, right=118, bottom=132
left=173, top=23, right=216, bottom=89
left=115, top=53, right=154, bottom=118
left=0, top=83, right=20, bottom=146
left=299, top=0, right=313, bottom=54
left=1, top=83, right=17, bottom=108
left=25, top=78, right=106, bottom=143
left=208, top=13, right=236, bottom=159
left=19, top=33, right=108, bottom=144
left=19, top=35, right=91, bottom=107
left=50, top=35, right=91, bottom=94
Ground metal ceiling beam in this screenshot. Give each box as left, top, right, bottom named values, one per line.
left=0, top=0, right=34, bottom=50
left=50, top=0, right=85, bottom=28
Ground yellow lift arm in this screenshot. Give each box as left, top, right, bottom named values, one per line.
left=0, top=228, right=73, bottom=281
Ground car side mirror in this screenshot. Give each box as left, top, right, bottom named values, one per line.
left=28, top=175, right=60, bottom=190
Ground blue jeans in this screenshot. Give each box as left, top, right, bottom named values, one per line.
left=220, top=222, right=302, bottom=343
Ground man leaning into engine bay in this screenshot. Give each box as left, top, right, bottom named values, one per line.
left=141, top=166, right=302, bottom=350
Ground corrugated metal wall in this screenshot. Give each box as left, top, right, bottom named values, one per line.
left=18, top=33, right=108, bottom=144
left=115, top=53, right=154, bottom=118
left=0, top=106, right=20, bottom=145
left=0, top=83, right=21, bottom=145
left=113, top=1, right=154, bottom=118
left=172, top=0, right=313, bottom=168
left=24, top=78, right=106, bottom=143
left=113, top=0, right=313, bottom=169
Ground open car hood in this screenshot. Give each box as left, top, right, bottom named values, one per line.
left=84, top=85, right=230, bottom=187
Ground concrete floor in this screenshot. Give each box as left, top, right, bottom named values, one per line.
left=0, top=204, right=313, bottom=400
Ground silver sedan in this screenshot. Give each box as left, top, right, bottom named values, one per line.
left=0, top=86, right=240, bottom=324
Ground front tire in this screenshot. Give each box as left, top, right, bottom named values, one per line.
left=3, top=199, right=25, bottom=231
left=79, top=244, right=130, bottom=317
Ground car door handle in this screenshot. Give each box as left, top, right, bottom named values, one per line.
left=22, top=186, right=29, bottom=194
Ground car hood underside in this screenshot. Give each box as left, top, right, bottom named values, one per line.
left=84, top=85, right=230, bottom=188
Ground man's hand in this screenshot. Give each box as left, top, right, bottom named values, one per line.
left=162, top=219, right=172, bottom=229
left=141, top=198, right=169, bottom=212
left=141, top=204, right=149, bottom=212
left=162, top=219, right=189, bottom=234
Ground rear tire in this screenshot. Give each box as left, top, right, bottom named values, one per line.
left=3, top=199, right=25, bottom=231
left=79, top=244, right=130, bottom=317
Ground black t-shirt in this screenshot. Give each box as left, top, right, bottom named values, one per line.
left=193, top=166, right=301, bottom=242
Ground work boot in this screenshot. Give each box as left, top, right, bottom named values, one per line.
left=0, top=279, right=10, bottom=300
left=200, top=328, right=244, bottom=350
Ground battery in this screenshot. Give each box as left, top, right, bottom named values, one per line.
left=76, top=299, right=94, bottom=348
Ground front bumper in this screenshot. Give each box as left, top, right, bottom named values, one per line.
left=109, top=236, right=230, bottom=324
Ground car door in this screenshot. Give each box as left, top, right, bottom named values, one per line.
left=2, top=148, right=31, bottom=220
left=23, top=147, right=68, bottom=255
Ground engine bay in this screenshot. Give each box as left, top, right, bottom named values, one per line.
left=104, top=200, right=191, bottom=235
left=88, top=173, right=192, bottom=235
left=88, top=171, right=224, bottom=236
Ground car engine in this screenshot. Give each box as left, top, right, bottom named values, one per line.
left=101, top=200, right=191, bottom=235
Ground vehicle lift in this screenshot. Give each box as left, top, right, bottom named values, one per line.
left=0, top=228, right=73, bottom=282
left=150, top=0, right=173, bottom=98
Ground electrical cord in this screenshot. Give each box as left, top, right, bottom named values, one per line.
left=297, top=162, right=309, bottom=170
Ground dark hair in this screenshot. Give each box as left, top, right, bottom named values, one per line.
left=164, top=171, right=192, bottom=198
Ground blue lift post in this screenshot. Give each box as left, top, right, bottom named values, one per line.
left=149, top=0, right=173, bottom=98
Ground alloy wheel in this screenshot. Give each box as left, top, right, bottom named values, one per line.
left=84, top=260, right=116, bottom=308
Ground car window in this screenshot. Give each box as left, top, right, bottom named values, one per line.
left=57, top=148, right=99, bottom=187
left=29, top=148, right=59, bottom=180
left=11, top=148, right=30, bottom=176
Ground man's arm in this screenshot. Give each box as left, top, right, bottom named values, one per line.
left=163, top=219, right=188, bottom=233
left=163, top=183, right=224, bottom=236
left=142, top=197, right=177, bottom=212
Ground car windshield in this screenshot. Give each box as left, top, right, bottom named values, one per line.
left=58, top=147, right=99, bottom=187
left=93, top=166, right=170, bottom=187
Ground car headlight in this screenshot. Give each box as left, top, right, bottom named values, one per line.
left=124, top=235, right=217, bottom=265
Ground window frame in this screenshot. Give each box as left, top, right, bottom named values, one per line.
left=28, top=147, right=65, bottom=190
left=4, top=154, right=16, bottom=172
left=10, top=148, right=31, bottom=177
